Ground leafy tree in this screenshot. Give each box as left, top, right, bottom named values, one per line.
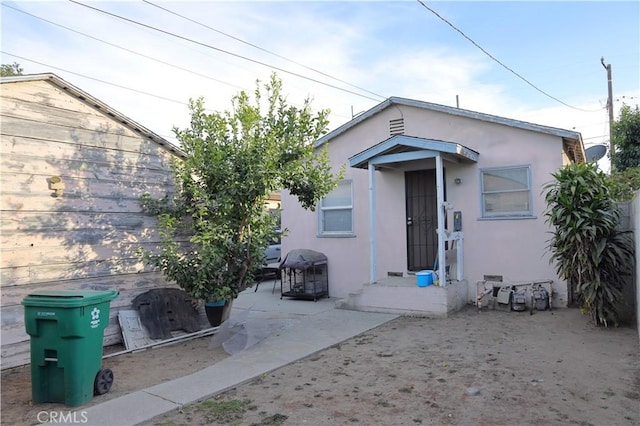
left=140, top=74, right=342, bottom=302
left=611, top=104, right=640, bottom=171
left=544, top=162, right=634, bottom=327
left=606, top=166, right=640, bottom=201
left=0, top=62, right=23, bottom=76
left=605, top=104, right=640, bottom=201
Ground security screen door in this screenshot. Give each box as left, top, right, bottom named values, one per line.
left=405, top=169, right=438, bottom=271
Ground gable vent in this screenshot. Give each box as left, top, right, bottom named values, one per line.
left=389, top=118, right=405, bottom=136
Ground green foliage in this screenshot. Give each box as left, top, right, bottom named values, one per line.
left=606, top=167, right=640, bottom=201
left=611, top=104, right=640, bottom=171
left=192, top=399, right=247, bottom=425
left=606, top=104, right=640, bottom=196
left=140, top=74, right=342, bottom=301
left=544, top=162, right=634, bottom=327
left=0, top=62, right=23, bottom=76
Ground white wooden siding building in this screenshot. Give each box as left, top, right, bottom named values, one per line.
left=1, top=73, right=182, bottom=369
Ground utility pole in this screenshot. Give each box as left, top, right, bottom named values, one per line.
left=601, top=57, right=614, bottom=170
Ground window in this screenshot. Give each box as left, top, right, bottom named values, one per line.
left=480, top=165, right=533, bottom=218
left=319, top=180, right=353, bottom=235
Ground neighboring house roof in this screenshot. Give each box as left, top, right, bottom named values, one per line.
left=1, top=73, right=185, bottom=157
left=268, top=191, right=282, bottom=202
left=349, top=135, right=479, bottom=169
left=317, top=96, right=585, bottom=163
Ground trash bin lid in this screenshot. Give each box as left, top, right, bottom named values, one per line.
left=22, top=290, right=118, bottom=307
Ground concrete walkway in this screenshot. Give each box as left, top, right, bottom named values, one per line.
left=62, top=283, right=398, bottom=426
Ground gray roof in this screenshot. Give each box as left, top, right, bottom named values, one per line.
left=317, top=97, right=584, bottom=161
left=1, top=73, right=184, bottom=157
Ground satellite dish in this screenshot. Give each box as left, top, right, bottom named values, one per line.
left=585, top=144, right=607, bottom=162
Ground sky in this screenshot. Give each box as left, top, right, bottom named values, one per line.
left=1, top=1, right=639, bottom=170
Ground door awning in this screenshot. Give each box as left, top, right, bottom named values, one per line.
left=349, top=135, right=479, bottom=169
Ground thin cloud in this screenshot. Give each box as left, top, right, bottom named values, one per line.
left=2, top=0, right=637, bottom=159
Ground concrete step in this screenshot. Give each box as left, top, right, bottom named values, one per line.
left=335, top=279, right=469, bottom=318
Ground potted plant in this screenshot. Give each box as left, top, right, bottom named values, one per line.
left=137, top=220, right=241, bottom=326
left=140, top=74, right=341, bottom=326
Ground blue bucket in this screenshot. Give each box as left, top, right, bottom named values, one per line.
left=416, top=270, right=434, bottom=287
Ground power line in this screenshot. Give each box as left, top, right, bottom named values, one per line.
left=0, top=51, right=350, bottom=139
left=2, top=3, right=247, bottom=92
left=1, top=4, right=353, bottom=122
left=1, top=51, right=183, bottom=142
left=1, top=51, right=188, bottom=107
left=415, top=0, right=605, bottom=113
left=142, top=0, right=386, bottom=101
left=68, top=0, right=384, bottom=103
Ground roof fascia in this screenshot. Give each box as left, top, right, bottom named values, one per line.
left=316, top=98, right=393, bottom=147
left=349, top=135, right=479, bottom=168
left=369, top=150, right=439, bottom=166
left=317, top=96, right=582, bottom=148
left=391, top=97, right=581, bottom=140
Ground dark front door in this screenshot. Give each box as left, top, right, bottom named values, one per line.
left=405, top=169, right=438, bottom=271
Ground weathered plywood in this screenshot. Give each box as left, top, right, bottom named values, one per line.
left=0, top=209, right=187, bottom=265
left=0, top=171, right=173, bottom=212
left=1, top=135, right=175, bottom=175
left=1, top=80, right=179, bottom=156
left=0, top=210, right=163, bottom=232
left=0, top=141, right=175, bottom=181
left=1, top=342, right=32, bottom=370
left=1, top=258, right=157, bottom=287
left=118, top=310, right=158, bottom=350
left=1, top=94, right=134, bottom=137
left=0, top=77, right=181, bottom=370
left=1, top=279, right=182, bottom=369
left=1, top=116, right=174, bottom=157
left=2, top=79, right=108, bottom=115
left=1, top=241, right=166, bottom=266
left=1, top=271, right=173, bottom=312
left=0, top=167, right=172, bottom=198
left=1, top=319, right=125, bottom=370
left=0, top=320, right=140, bottom=352
left=2, top=322, right=30, bottom=346
left=2, top=94, right=114, bottom=133
left=1, top=192, right=150, bottom=213
left=0, top=174, right=171, bottom=212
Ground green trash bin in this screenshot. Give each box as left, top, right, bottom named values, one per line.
left=22, top=290, right=118, bottom=407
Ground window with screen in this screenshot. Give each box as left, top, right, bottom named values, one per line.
left=480, top=165, right=533, bottom=218
left=319, top=180, right=353, bottom=235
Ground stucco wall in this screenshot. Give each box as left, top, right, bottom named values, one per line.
left=282, top=104, right=568, bottom=303
left=282, top=124, right=372, bottom=297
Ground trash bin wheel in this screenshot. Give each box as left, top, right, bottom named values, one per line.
left=94, top=368, right=114, bottom=395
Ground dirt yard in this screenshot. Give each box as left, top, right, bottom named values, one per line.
left=2, top=306, right=639, bottom=426
left=1, top=335, right=229, bottom=426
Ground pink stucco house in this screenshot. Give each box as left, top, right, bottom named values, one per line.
left=280, top=97, right=585, bottom=316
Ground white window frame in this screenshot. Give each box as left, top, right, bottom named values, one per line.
left=318, top=180, right=354, bottom=236
left=480, top=165, right=534, bottom=219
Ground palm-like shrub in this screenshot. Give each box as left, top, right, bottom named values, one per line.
left=544, top=162, right=634, bottom=327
